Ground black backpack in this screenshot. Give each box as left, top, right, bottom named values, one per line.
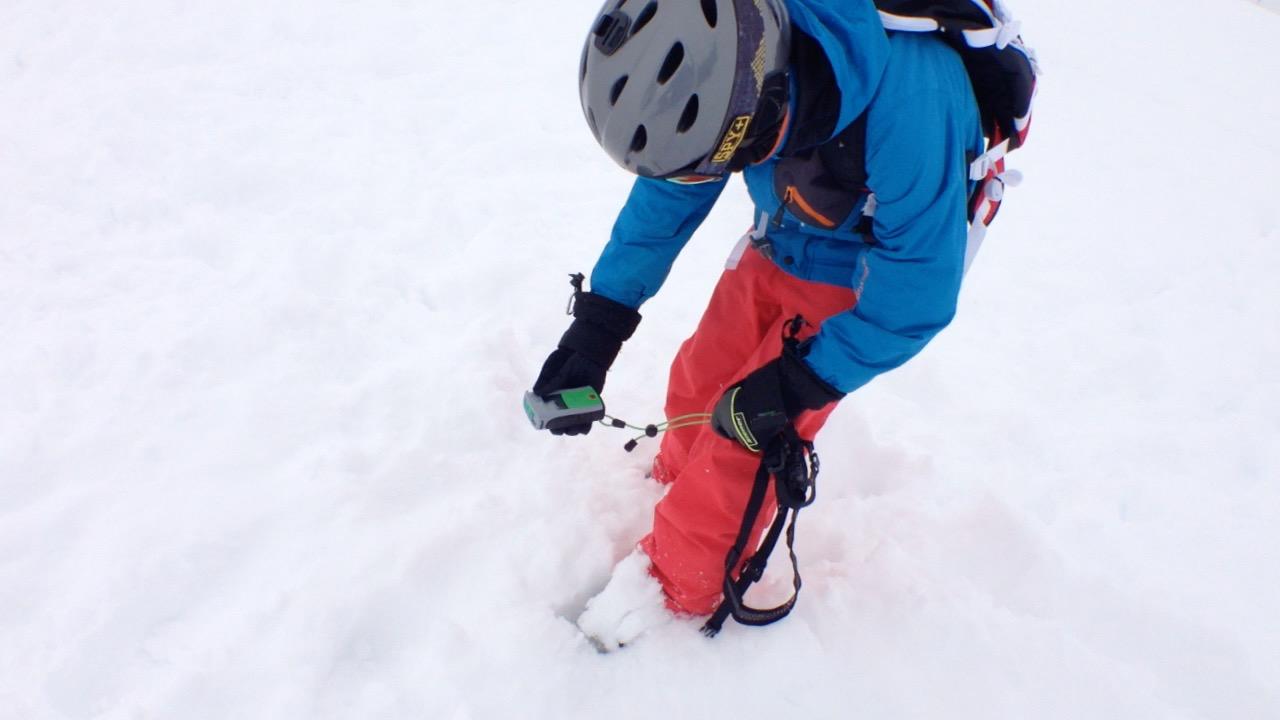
left=877, top=0, right=1040, bottom=266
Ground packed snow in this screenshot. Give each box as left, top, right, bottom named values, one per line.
left=2, top=0, right=1278, bottom=717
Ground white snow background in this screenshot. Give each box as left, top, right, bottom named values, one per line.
left=2, top=0, right=1278, bottom=717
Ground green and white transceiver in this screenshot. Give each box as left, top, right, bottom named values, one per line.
left=523, top=387, right=606, bottom=431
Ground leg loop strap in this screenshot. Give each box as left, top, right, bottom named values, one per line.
left=702, top=430, right=818, bottom=637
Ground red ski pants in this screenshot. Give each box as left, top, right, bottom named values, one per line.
left=640, top=246, right=858, bottom=615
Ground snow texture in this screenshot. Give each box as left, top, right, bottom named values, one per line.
left=2, top=0, right=1279, bottom=718
left=575, top=549, right=672, bottom=653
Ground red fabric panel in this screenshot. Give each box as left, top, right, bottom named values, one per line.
left=642, top=248, right=858, bottom=615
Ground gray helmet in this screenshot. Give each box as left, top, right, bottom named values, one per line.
left=579, top=0, right=791, bottom=179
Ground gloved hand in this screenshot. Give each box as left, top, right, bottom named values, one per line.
left=711, top=343, right=844, bottom=452
left=533, top=275, right=641, bottom=436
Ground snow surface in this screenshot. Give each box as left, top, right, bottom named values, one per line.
left=2, top=0, right=1279, bottom=717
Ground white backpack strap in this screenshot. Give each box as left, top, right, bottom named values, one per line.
left=962, top=18, right=1022, bottom=48
left=877, top=11, right=939, bottom=32
left=964, top=218, right=988, bottom=276
left=965, top=168, right=1022, bottom=275
left=969, top=138, right=1010, bottom=181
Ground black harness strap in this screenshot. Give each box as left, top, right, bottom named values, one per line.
left=702, top=432, right=818, bottom=637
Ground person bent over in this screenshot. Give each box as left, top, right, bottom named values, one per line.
left=533, top=0, right=983, bottom=649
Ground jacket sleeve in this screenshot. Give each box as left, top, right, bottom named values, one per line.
left=802, top=80, right=975, bottom=394
left=589, top=175, right=728, bottom=309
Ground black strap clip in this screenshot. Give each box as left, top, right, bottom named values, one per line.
left=565, top=272, right=586, bottom=316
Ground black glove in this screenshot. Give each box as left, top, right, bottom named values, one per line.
left=533, top=275, right=641, bottom=436
left=711, top=343, right=844, bottom=452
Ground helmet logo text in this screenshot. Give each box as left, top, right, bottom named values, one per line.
left=711, top=115, right=753, bottom=164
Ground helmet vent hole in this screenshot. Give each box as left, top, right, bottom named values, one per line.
left=700, top=0, right=718, bottom=27
left=609, top=75, right=629, bottom=106
left=677, top=94, right=699, bottom=133
left=632, top=2, right=658, bottom=34
left=630, top=125, right=648, bottom=153
left=657, top=42, right=684, bottom=85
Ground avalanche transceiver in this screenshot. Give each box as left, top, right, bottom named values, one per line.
left=523, top=387, right=606, bottom=431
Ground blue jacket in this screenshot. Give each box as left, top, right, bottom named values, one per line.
left=589, top=0, right=984, bottom=395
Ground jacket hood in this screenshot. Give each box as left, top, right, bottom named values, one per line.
left=786, top=0, right=889, bottom=142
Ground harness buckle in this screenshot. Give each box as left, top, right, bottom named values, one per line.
left=741, top=562, right=765, bottom=584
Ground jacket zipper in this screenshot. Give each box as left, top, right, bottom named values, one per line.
left=782, top=185, right=838, bottom=228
